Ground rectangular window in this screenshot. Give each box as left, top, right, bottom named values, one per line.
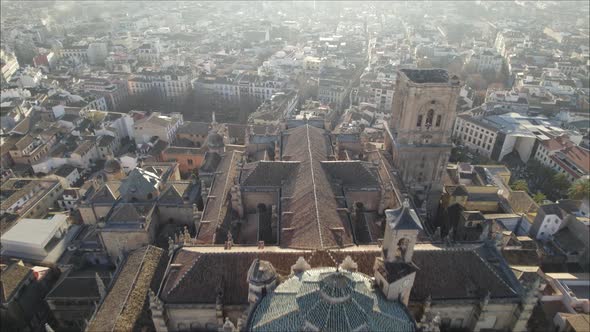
left=187, top=159, right=193, bottom=166
left=416, top=115, right=423, bottom=127
left=435, top=115, right=442, bottom=127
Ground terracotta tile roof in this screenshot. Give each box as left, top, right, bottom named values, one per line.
left=54, top=164, right=77, bottom=177
left=502, top=249, right=541, bottom=267
left=177, top=121, right=210, bottom=136
left=89, top=182, right=121, bottom=204
left=226, top=124, right=278, bottom=144
left=158, top=181, right=199, bottom=205
left=197, top=150, right=243, bottom=243
left=161, top=250, right=363, bottom=305
left=551, top=146, right=589, bottom=176
left=320, top=161, right=380, bottom=188
left=162, top=146, right=203, bottom=155
left=0, top=179, right=37, bottom=210
left=72, top=139, right=96, bottom=156
left=13, top=134, right=35, bottom=151
left=541, top=136, right=574, bottom=152
left=160, top=243, right=519, bottom=305
left=0, top=262, right=31, bottom=303
left=225, top=124, right=249, bottom=144
left=46, top=270, right=112, bottom=300
left=199, top=152, right=222, bottom=173
left=240, top=161, right=300, bottom=187
left=108, top=202, right=156, bottom=223
left=86, top=245, right=165, bottom=332
left=0, top=135, right=20, bottom=154
left=280, top=125, right=354, bottom=249
left=11, top=113, right=38, bottom=134
left=225, top=129, right=400, bottom=249
left=364, top=149, right=401, bottom=210
left=566, top=314, right=590, bottom=332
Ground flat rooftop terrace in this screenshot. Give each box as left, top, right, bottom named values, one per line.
left=401, top=68, right=449, bottom=84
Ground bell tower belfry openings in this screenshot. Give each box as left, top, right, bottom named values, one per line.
left=389, top=69, right=461, bottom=216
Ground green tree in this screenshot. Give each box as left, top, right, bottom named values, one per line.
left=568, top=179, right=590, bottom=200
left=551, top=173, right=570, bottom=199
left=532, top=192, right=547, bottom=204
left=527, top=160, right=555, bottom=194
left=511, top=179, right=529, bottom=192
left=450, top=146, right=469, bottom=163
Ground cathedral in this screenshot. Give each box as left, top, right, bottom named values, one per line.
left=152, top=201, right=538, bottom=332
left=196, top=123, right=399, bottom=249
left=88, top=69, right=541, bottom=332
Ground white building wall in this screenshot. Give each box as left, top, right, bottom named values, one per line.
left=32, top=157, right=68, bottom=174
left=0, top=215, right=69, bottom=261
left=537, top=215, right=563, bottom=240
left=499, top=135, right=517, bottom=161
left=514, top=136, right=536, bottom=163
left=453, top=118, right=497, bottom=157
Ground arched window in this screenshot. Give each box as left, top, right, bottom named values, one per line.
left=425, top=109, right=434, bottom=128
left=436, top=114, right=442, bottom=127
left=416, top=115, right=423, bottom=127
left=396, top=238, right=410, bottom=260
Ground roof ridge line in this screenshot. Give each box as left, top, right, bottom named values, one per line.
left=253, top=303, right=299, bottom=328
left=167, top=253, right=202, bottom=297
left=104, top=183, right=115, bottom=200
left=342, top=295, right=354, bottom=330
left=167, top=183, right=183, bottom=199
left=241, top=160, right=261, bottom=184
left=306, top=124, right=325, bottom=248
left=111, top=247, right=150, bottom=332
left=473, top=247, right=517, bottom=295
left=214, top=151, right=239, bottom=243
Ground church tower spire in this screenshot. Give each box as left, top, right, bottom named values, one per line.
left=374, top=200, right=422, bottom=305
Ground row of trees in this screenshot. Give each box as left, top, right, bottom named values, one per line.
left=510, top=160, right=590, bottom=203
left=124, top=86, right=261, bottom=124
left=449, top=145, right=500, bottom=165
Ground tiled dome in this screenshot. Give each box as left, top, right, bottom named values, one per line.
left=248, top=267, right=415, bottom=332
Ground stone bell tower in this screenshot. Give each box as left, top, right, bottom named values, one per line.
left=390, top=68, right=461, bottom=216
left=374, top=200, right=422, bottom=305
